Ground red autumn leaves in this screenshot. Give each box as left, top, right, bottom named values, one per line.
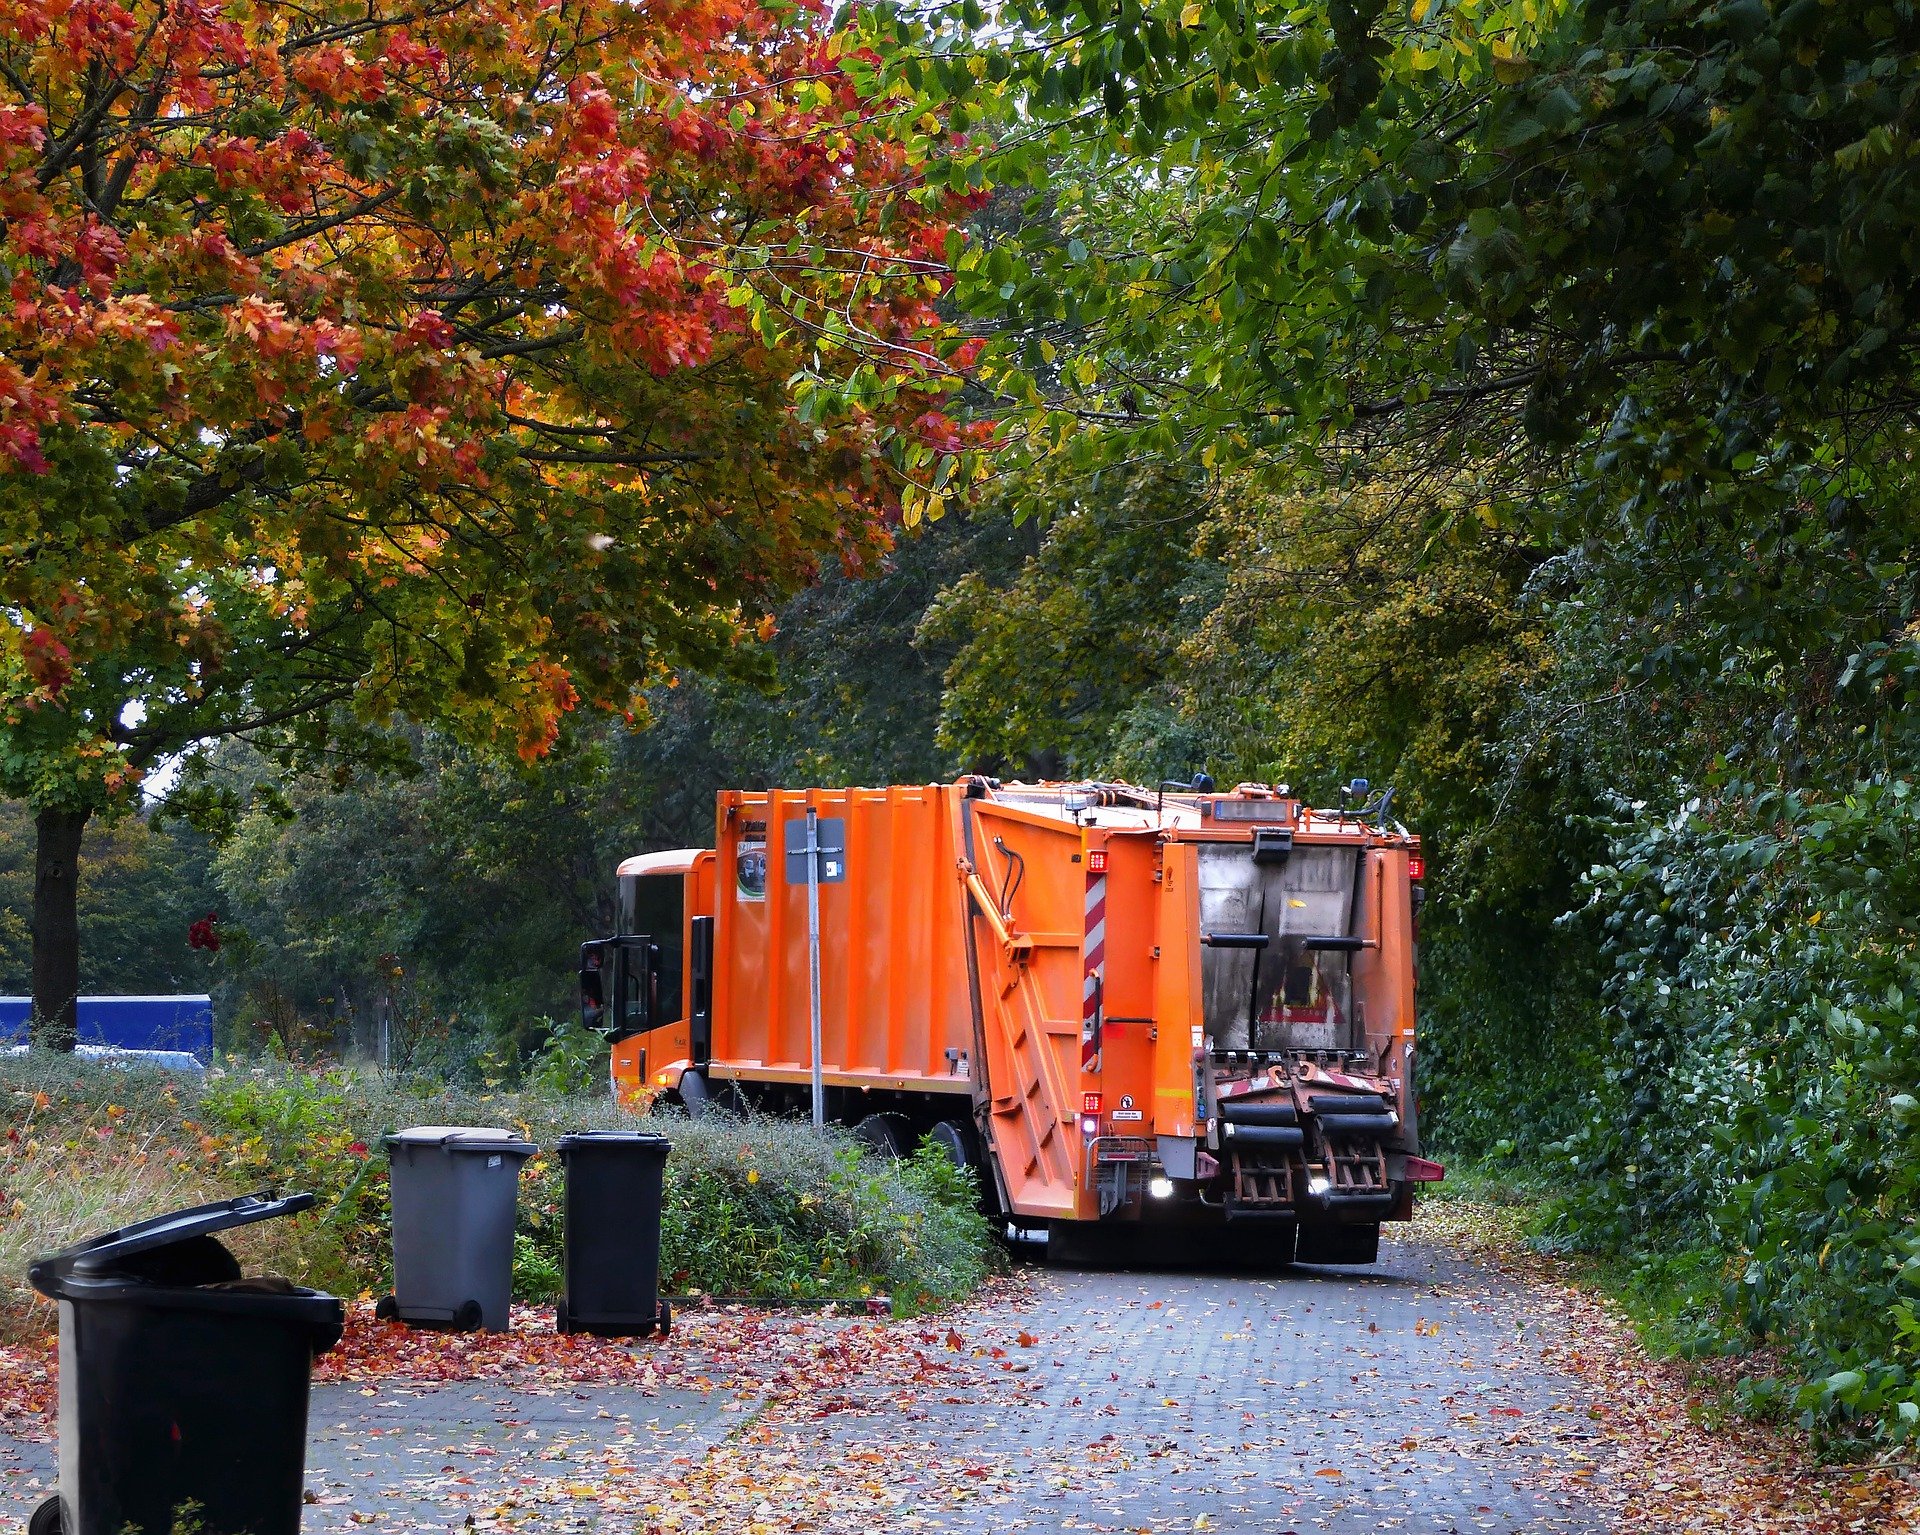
left=2, top=0, right=972, bottom=801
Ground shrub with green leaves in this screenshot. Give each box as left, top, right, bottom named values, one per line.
left=1549, top=778, right=1920, bottom=1443
left=1, top=1058, right=997, bottom=1334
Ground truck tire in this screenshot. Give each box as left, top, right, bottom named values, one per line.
left=928, top=1119, right=978, bottom=1171
left=677, top=1069, right=714, bottom=1119
left=1045, top=1221, right=1136, bottom=1268
left=1295, top=1221, right=1381, bottom=1266
left=854, top=1113, right=912, bottom=1158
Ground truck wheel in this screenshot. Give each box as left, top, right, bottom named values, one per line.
left=1045, top=1221, right=1132, bottom=1269
left=854, top=1113, right=911, bottom=1159
left=29, top=1495, right=62, bottom=1535
left=677, top=1070, right=713, bottom=1120
left=929, top=1119, right=978, bottom=1171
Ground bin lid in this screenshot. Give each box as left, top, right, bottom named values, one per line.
left=555, top=1130, right=671, bottom=1154
left=28, top=1191, right=316, bottom=1291
left=386, top=1125, right=536, bottom=1154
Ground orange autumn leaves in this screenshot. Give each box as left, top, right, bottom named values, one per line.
left=0, top=0, right=964, bottom=797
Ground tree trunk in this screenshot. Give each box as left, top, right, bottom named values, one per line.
left=31, top=805, right=89, bottom=1052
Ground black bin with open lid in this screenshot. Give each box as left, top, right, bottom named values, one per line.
left=26, top=1191, right=344, bottom=1535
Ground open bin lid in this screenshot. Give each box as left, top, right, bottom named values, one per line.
left=27, top=1191, right=346, bottom=1350
left=386, top=1125, right=536, bottom=1155
left=33, top=1192, right=317, bottom=1286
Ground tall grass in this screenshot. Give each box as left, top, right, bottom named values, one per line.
left=0, top=1059, right=322, bottom=1342
left=1, top=1054, right=996, bottom=1337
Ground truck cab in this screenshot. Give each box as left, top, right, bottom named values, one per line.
left=580, top=850, right=714, bottom=1106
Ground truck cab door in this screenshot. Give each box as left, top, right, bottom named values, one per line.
left=606, top=871, right=695, bottom=1103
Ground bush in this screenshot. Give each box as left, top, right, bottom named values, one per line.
left=0, top=1056, right=323, bottom=1341
left=0, top=1056, right=997, bottom=1337
left=1549, top=778, right=1920, bottom=1444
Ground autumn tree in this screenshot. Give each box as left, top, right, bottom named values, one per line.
left=0, top=0, right=961, bottom=1044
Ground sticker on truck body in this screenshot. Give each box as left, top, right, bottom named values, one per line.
left=737, top=821, right=768, bottom=901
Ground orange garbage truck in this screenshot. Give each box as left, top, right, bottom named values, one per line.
left=579, top=777, right=1442, bottom=1263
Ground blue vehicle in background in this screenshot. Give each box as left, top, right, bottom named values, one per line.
left=0, top=995, right=213, bottom=1072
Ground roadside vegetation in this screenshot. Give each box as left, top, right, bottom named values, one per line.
left=6, top=0, right=1920, bottom=1471
left=0, top=1055, right=995, bottom=1345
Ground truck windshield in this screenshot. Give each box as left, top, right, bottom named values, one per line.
left=1197, top=844, right=1359, bottom=1052
left=618, top=873, right=684, bottom=1028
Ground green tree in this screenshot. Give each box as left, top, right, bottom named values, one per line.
left=917, top=467, right=1209, bottom=774
left=0, top=800, right=220, bottom=998
left=860, top=0, right=1920, bottom=1433
left=200, top=509, right=1025, bottom=1061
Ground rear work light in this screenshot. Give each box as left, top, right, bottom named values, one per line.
left=1407, top=854, right=1425, bottom=881
left=1080, top=1116, right=1100, bottom=1137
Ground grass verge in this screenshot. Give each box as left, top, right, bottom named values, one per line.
left=1, top=1054, right=997, bottom=1344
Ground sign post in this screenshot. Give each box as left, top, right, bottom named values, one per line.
left=805, top=807, right=824, bottom=1128
left=782, top=812, right=844, bottom=1131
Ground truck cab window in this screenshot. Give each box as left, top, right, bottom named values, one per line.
left=618, top=873, right=685, bottom=1028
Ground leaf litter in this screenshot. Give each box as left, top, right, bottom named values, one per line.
left=1407, top=1199, right=1920, bottom=1532
left=8, top=1213, right=1918, bottom=1531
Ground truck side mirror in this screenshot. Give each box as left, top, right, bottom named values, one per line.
left=579, top=939, right=610, bottom=1033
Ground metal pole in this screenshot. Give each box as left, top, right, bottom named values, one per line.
left=805, top=807, right=825, bottom=1129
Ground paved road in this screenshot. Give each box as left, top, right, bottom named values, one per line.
left=0, top=1232, right=1611, bottom=1534
left=828, top=1236, right=1610, bottom=1533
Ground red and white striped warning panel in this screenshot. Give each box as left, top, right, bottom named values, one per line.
left=1082, top=869, right=1106, bottom=1071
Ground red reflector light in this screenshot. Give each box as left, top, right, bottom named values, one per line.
left=1087, top=849, right=1108, bottom=873
left=1082, top=1092, right=1102, bottom=1115
left=1407, top=854, right=1425, bottom=881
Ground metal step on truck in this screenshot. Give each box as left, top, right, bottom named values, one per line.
left=580, top=776, right=1442, bottom=1264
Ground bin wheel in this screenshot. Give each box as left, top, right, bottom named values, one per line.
left=657, top=1300, right=671, bottom=1339
left=454, top=1299, right=484, bottom=1331
left=28, top=1495, right=62, bottom=1535
left=555, top=1300, right=572, bottom=1336
left=374, top=1294, right=399, bottom=1322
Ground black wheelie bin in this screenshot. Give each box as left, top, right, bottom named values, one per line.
left=378, top=1125, right=534, bottom=1332
left=553, top=1130, right=670, bottom=1337
left=25, top=1191, right=344, bottom=1535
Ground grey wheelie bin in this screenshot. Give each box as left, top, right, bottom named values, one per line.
left=25, top=1191, right=344, bottom=1535
left=553, top=1131, right=671, bottom=1337
left=378, top=1125, right=534, bottom=1331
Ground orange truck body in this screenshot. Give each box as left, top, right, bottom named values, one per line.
left=589, top=778, right=1433, bottom=1262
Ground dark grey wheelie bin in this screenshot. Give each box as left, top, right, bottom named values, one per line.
left=553, top=1131, right=671, bottom=1337
left=25, top=1191, right=344, bottom=1535
left=378, top=1126, right=534, bottom=1332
